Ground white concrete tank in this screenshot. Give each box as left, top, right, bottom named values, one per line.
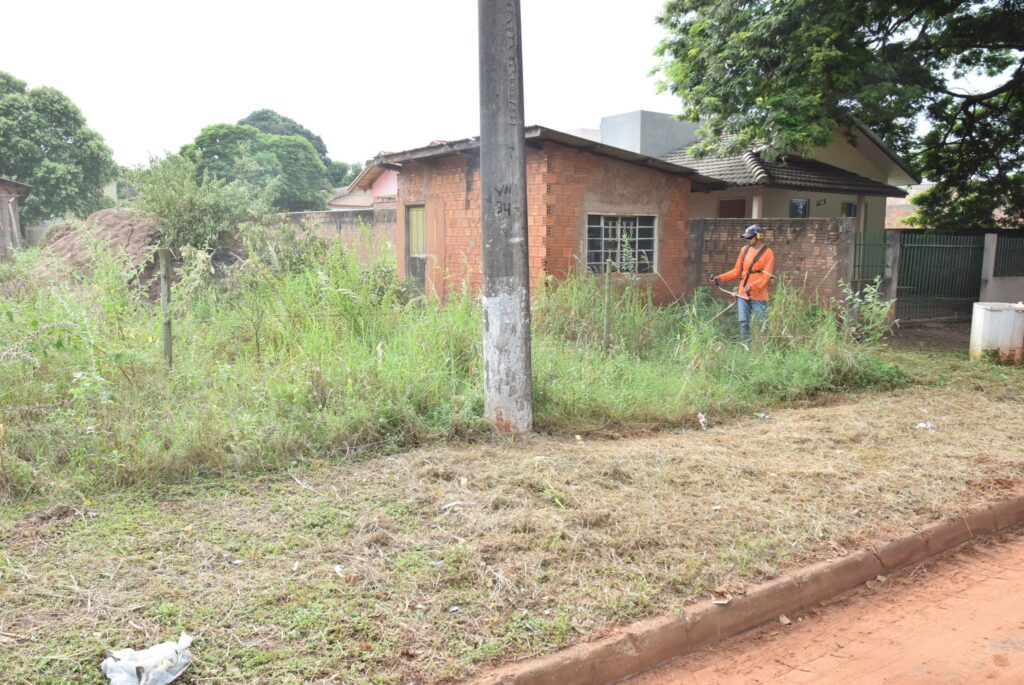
left=970, top=302, right=1024, bottom=364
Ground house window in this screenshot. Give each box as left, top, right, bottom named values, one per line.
left=789, top=198, right=810, bottom=218
left=586, top=214, right=656, bottom=274
left=840, top=202, right=858, bottom=218
left=718, top=198, right=746, bottom=218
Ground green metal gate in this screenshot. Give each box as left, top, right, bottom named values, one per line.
left=897, top=233, right=984, bottom=321
left=854, top=231, right=888, bottom=281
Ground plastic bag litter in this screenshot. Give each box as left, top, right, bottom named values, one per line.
left=100, top=632, right=193, bottom=685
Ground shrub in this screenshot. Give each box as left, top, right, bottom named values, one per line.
left=834, top=277, right=897, bottom=344
left=133, top=154, right=268, bottom=250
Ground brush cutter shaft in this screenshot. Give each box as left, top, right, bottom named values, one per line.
left=717, top=284, right=751, bottom=301
left=709, top=300, right=737, bottom=322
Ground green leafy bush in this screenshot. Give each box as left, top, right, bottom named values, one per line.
left=835, top=277, right=897, bottom=344
left=133, top=154, right=268, bottom=250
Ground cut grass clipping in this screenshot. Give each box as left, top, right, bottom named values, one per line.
left=1, top=222, right=900, bottom=498
left=2, top=383, right=1023, bottom=684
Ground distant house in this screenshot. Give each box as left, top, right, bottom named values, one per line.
left=375, top=127, right=724, bottom=303
left=327, top=165, right=397, bottom=209
left=588, top=111, right=919, bottom=286
left=886, top=183, right=933, bottom=228
left=0, top=177, right=32, bottom=260
left=601, top=111, right=919, bottom=243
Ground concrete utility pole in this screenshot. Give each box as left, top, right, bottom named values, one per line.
left=478, top=0, right=533, bottom=433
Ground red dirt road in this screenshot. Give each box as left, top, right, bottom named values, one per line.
left=630, top=528, right=1024, bottom=684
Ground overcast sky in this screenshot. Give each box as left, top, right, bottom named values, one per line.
left=4, top=0, right=682, bottom=168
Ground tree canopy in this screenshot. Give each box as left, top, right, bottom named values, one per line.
left=0, top=71, right=117, bottom=224
left=327, top=160, right=362, bottom=188
left=239, top=109, right=330, bottom=166
left=656, top=0, right=1024, bottom=230
left=239, top=109, right=362, bottom=188
left=182, top=124, right=330, bottom=212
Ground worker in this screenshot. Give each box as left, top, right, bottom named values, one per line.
left=709, top=224, right=775, bottom=342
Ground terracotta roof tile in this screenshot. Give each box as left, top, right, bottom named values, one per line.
left=663, top=147, right=907, bottom=197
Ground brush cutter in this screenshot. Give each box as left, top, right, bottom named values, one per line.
left=706, top=279, right=750, bottom=323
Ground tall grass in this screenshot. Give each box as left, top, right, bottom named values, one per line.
left=532, top=272, right=902, bottom=431
left=0, top=230, right=900, bottom=499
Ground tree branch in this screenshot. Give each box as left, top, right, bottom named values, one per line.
left=942, top=66, right=1023, bottom=102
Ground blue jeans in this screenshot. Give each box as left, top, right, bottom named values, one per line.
left=737, top=298, right=768, bottom=341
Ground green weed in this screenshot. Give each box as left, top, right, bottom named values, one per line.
left=1, top=229, right=905, bottom=498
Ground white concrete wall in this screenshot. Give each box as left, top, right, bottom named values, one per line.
left=981, top=234, right=1024, bottom=302
left=690, top=189, right=885, bottom=234
left=814, top=131, right=889, bottom=183
left=983, top=278, right=1024, bottom=302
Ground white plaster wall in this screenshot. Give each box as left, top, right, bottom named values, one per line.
left=982, top=278, right=1024, bottom=303
left=692, top=189, right=886, bottom=234
left=814, top=131, right=888, bottom=182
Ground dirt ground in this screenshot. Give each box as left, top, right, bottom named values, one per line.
left=3, top=372, right=1023, bottom=684
left=631, top=525, right=1024, bottom=684
left=888, top=320, right=972, bottom=353
left=24, top=208, right=162, bottom=290
left=1, top=331, right=1021, bottom=684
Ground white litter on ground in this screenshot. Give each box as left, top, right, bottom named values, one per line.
left=100, top=632, right=193, bottom=685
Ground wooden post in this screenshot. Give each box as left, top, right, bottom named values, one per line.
left=478, top=0, right=533, bottom=433
left=0, top=210, right=9, bottom=262
left=159, top=248, right=172, bottom=367
left=8, top=199, right=22, bottom=250
left=603, top=259, right=613, bottom=352
left=0, top=197, right=11, bottom=261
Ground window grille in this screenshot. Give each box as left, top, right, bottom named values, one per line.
left=586, top=214, right=656, bottom=274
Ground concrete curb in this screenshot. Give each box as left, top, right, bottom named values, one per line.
left=473, top=495, right=1024, bottom=685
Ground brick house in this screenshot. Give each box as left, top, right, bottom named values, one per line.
left=376, top=127, right=723, bottom=303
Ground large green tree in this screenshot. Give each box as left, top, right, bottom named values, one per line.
left=239, top=109, right=330, bottom=165
left=0, top=72, right=117, bottom=224
left=656, top=0, right=1024, bottom=230
left=326, top=160, right=362, bottom=188
left=182, top=124, right=330, bottom=212
left=239, top=109, right=362, bottom=188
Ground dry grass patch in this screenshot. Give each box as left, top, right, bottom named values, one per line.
left=2, top=382, right=1023, bottom=684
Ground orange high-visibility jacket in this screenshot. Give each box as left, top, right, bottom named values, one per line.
left=716, top=244, right=775, bottom=300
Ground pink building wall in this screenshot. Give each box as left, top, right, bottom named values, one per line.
left=371, top=170, right=398, bottom=199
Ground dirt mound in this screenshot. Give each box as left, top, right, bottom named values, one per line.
left=41, top=208, right=162, bottom=280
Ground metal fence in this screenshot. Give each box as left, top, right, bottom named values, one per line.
left=994, top=235, right=1024, bottom=277
left=853, top=232, right=887, bottom=281
left=896, top=233, right=984, bottom=320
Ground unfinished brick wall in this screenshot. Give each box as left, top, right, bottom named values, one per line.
left=395, top=141, right=693, bottom=303
left=688, top=218, right=856, bottom=302
left=285, top=203, right=397, bottom=262
left=396, top=152, right=549, bottom=300
left=541, top=144, right=692, bottom=302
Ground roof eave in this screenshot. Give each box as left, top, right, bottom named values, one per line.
left=375, top=127, right=728, bottom=191
left=0, top=177, right=32, bottom=198
left=851, top=118, right=922, bottom=185
left=767, top=181, right=908, bottom=198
